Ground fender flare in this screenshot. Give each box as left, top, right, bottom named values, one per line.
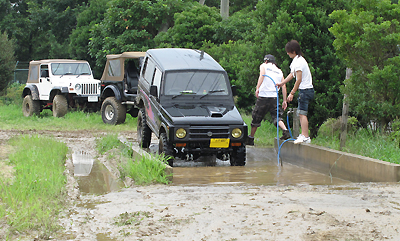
left=22, top=85, right=39, bottom=100
left=101, top=85, right=122, bottom=101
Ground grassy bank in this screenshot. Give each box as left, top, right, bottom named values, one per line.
left=0, top=135, right=68, bottom=239
left=96, top=134, right=172, bottom=185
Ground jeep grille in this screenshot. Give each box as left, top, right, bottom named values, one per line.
left=189, top=126, right=230, bottom=139
left=81, top=83, right=99, bottom=95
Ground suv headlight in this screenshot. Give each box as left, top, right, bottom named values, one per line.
left=75, top=84, right=81, bottom=91
left=175, top=128, right=187, bottom=139
left=231, top=128, right=242, bottom=138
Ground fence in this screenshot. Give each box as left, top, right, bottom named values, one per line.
left=12, top=61, right=29, bottom=84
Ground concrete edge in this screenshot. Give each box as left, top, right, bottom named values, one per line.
left=275, top=139, right=400, bottom=182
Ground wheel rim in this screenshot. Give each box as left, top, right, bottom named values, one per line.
left=24, top=103, right=30, bottom=113
left=104, top=105, right=115, bottom=120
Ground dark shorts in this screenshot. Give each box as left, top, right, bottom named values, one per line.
left=251, top=97, right=283, bottom=127
left=297, top=88, right=314, bottom=116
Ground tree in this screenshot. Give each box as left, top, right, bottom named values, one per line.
left=155, top=2, right=221, bottom=49
left=88, top=0, right=189, bottom=71
left=249, top=0, right=349, bottom=136
left=329, top=0, right=400, bottom=129
left=0, top=31, right=15, bottom=93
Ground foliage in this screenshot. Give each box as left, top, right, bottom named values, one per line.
left=0, top=135, right=68, bottom=238
left=317, top=116, right=358, bottom=138
left=0, top=31, right=15, bottom=93
left=314, top=128, right=400, bottom=164
left=329, top=0, right=400, bottom=129
left=250, top=0, right=348, bottom=137
left=154, top=2, right=221, bottom=49
left=1, top=0, right=86, bottom=61
left=389, top=118, right=400, bottom=148
left=69, top=0, right=111, bottom=78
left=0, top=82, right=24, bottom=106
left=89, top=0, right=189, bottom=71
left=120, top=154, right=172, bottom=185
left=96, top=133, right=124, bottom=155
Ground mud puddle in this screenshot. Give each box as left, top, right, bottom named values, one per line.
left=72, top=151, right=124, bottom=195
left=148, top=144, right=351, bottom=186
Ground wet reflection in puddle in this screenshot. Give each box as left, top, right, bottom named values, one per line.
left=72, top=151, right=124, bottom=195
left=171, top=147, right=351, bottom=186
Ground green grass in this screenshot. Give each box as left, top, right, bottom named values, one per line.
left=96, top=134, right=172, bottom=185
left=313, top=129, right=400, bottom=164
left=0, top=135, right=69, bottom=239
left=0, top=104, right=137, bottom=131
left=242, top=114, right=285, bottom=147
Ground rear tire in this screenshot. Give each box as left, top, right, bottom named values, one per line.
left=137, top=108, right=152, bottom=148
left=22, top=95, right=40, bottom=117
left=159, top=132, right=175, bottom=167
left=53, top=94, right=68, bottom=117
left=101, top=97, right=126, bottom=125
left=230, top=146, right=246, bottom=166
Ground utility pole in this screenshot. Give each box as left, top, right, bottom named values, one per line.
left=220, top=0, right=229, bottom=19
left=340, top=68, right=352, bottom=151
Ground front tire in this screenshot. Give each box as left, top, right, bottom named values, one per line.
left=159, top=132, right=175, bottom=167
left=101, top=97, right=126, bottom=125
left=53, top=94, right=68, bottom=117
left=230, top=146, right=246, bottom=166
left=137, top=108, right=152, bottom=148
left=22, top=95, right=40, bottom=117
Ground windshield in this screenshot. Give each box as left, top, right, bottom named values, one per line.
left=51, top=63, right=91, bottom=76
left=164, top=71, right=229, bottom=96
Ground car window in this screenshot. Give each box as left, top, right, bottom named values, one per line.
left=107, top=60, right=121, bottom=77
left=51, top=63, right=92, bottom=75
left=29, top=65, right=39, bottom=81
left=153, top=67, right=162, bottom=98
left=164, top=71, right=229, bottom=96
left=143, top=58, right=155, bottom=85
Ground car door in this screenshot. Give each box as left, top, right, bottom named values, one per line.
left=38, top=64, right=52, bottom=100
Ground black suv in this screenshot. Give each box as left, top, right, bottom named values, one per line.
left=136, top=48, right=247, bottom=166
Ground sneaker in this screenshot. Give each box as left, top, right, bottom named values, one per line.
left=293, top=134, right=311, bottom=144
left=280, top=130, right=291, bottom=140
left=246, top=135, right=254, bottom=146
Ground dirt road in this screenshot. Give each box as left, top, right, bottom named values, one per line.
left=1, top=130, right=400, bottom=240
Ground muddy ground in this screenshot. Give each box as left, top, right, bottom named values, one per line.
left=1, top=129, right=400, bottom=241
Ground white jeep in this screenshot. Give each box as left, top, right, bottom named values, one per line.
left=22, top=59, right=101, bottom=117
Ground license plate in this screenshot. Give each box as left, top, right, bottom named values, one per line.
left=88, top=96, right=98, bottom=102
left=210, top=138, right=230, bottom=148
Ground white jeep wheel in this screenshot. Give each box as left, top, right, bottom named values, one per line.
left=53, top=94, right=68, bottom=117
left=22, top=95, right=40, bottom=117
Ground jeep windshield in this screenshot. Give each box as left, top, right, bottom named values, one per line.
left=164, top=71, right=229, bottom=97
left=51, top=63, right=91, bottom=76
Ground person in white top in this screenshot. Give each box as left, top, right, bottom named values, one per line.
left=277, top=40, right=315, bottom=144
left=246, top=54, right=290, bottom=146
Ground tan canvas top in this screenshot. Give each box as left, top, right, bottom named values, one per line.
left=106, top=52, right=146, bottom=60
left=29, top=59, right=89, bottom=66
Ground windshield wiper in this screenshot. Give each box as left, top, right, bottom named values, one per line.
left=200, top=89, right=226, bottom=99
left=76, top=72, right=90, bottom=78
left=60, top=72, right=73, bottom=78
left=172, top=90, right=197, bottom=99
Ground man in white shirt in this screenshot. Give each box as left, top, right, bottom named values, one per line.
left=246, top=54, right=290, bottom=146
left=277, top=40, right=315, bottom=144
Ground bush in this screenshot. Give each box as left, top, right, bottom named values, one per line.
left=0, top=82, right=24, bottom=106
left=0, top=32, right=16, bottom=93
left=318, top=116, right=358, bottom=138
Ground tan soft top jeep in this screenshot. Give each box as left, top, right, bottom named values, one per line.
left=99, top=52, right=146, bottom=125
left=22, top=59, right=101, bottom=117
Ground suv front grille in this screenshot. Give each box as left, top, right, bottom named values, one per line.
left=81, top=83, right=99, bottom=95
left=189, top=126, right=230, bottom=139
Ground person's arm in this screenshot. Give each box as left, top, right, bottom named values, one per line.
left=276, top=72, right=294, bottom=88
left=255, top=65, right=265, bottom=98
left=281, top=77, right=287, bottom=110
left=287, top=70, right=302, bottom=102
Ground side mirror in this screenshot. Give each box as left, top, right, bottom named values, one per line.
left=231, top=85, right=237, bottom=96
left=150, top=85, right=158, bottom=97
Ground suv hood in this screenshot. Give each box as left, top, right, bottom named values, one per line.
left=164, top=104, right=244, bottom=125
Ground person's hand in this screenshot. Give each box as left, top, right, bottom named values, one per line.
left=276, top=82, right=284, bottom=88
left=255, top=89, right=259, bottom=98
left=282, top=101, right=287, bottom=110
left=287, top=93, right=294, bottom=102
